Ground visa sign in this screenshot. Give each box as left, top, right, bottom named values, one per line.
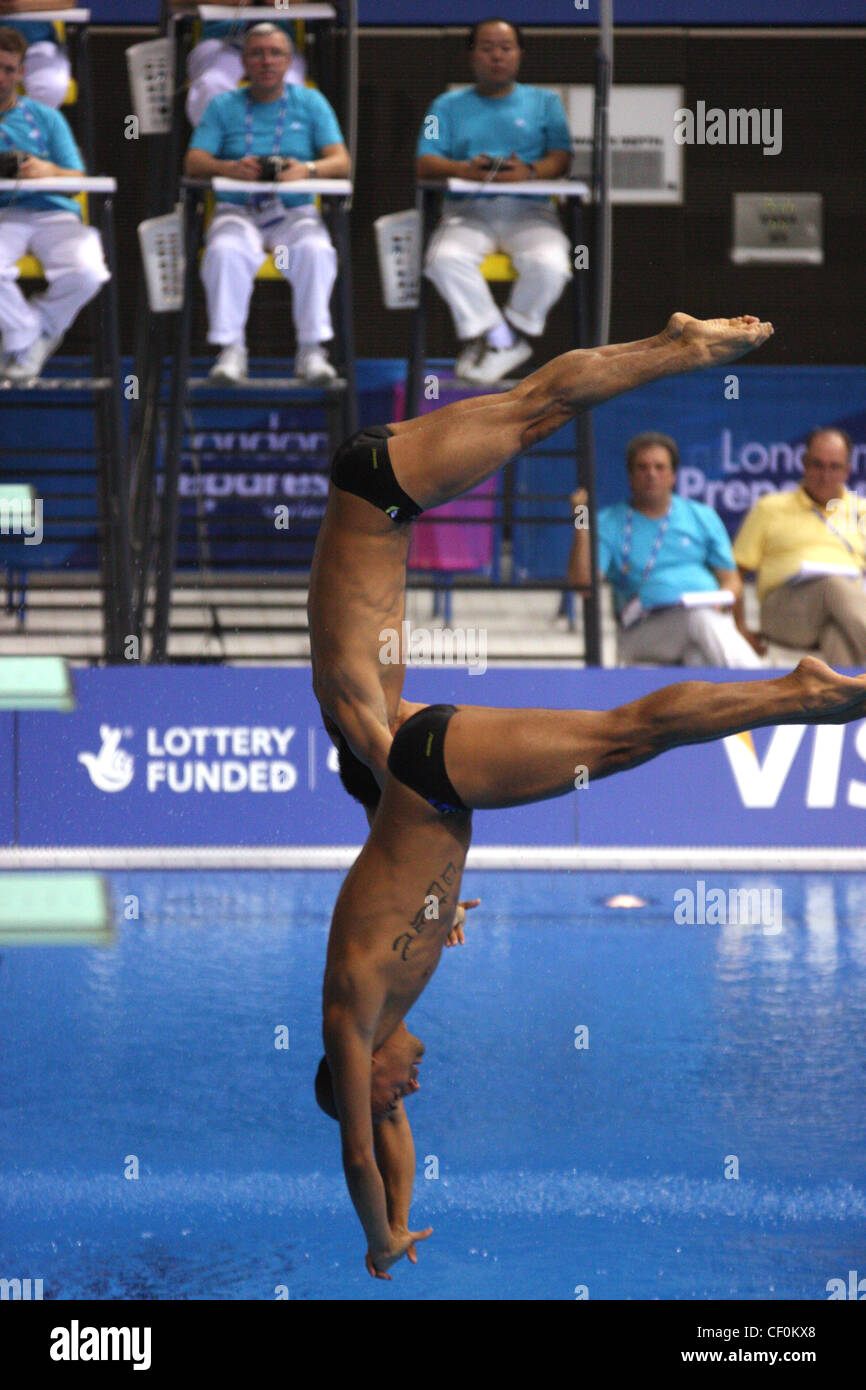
left=723, top=724, right=866, bottom=808
left=576, top=667, right=866, bottom=847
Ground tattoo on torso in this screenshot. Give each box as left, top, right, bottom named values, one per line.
left=392, top=861, right=458, bottom=962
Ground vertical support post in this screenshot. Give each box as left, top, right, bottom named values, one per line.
left=591, top=0, right=614, bottom=349
left=164, top=13, right=187, bottom=222
left=406, top=185, right=435, bottom=420
left=129, top=307, right=168, bottom=642
left=344, top=0, right=359, bottom=177
left=569, top=196, right=602, bottom=667
left=93, top=193, right=132, bottom=661
left=129, top=17, right=183, bottom=635
left=325, top=390, right=341, bottom=461
left=150, top=186, right=199, bottom=663
left=72, top=22, right=96, bottom=172
left=329, top=198, right=358, bottom=437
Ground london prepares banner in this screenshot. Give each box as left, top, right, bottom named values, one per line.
left=6, top=367, right=861, bottom=580
left=593, top=367, right=866, bottom=540
left=8, top=667, right=866, bottom=848
left=513, top=366, right=866, bottom=581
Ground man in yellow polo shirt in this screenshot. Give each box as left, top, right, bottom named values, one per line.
left=733, top=427, right=866, bottom=664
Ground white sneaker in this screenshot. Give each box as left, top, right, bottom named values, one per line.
left=462, top=335, right=533, bottom=385
left=296, top=345, right=337, bottom=383
left=4, top=332, right=63, bottom=382
left=454, top=336, right=485, bottom=379
left=209, top=343, right=248, bottom=383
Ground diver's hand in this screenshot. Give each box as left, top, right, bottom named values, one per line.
left=366, top=1227, right=433, bottom=1279
left=445, top=898, right=481, bottom=947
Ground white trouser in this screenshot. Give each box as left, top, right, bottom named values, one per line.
left=22, top=42, right=71, bottom=110
left=186, top=39, right=307, bottom=127
left=424, top=194, right=571, bottom=340
left=0, top=211, right=110, bottom=351
left=201, top=202, right=336, bottom=346
left=617, top=604, right=764, bottom=668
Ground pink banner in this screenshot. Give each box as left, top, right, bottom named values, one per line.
left=392, top=381, right=499, bottom=574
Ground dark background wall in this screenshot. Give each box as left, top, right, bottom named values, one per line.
left=82, top=2, right=866, bottom=25
left=68, top=26, right=866, bottom=364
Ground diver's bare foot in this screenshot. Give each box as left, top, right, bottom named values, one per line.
left=661, top=311, right=695, bottom=341
left=788, top=655, right=866, bottom=723
left=662, top=311, right=760, bottom=342
left=676, top=314, right=774, bottom=366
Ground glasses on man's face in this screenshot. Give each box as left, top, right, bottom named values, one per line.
left=804, top=459, right=848, bottom=473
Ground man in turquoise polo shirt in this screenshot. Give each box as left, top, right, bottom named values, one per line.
left=568, top=431, right=764, bottom=667
left=0, top=0, right=74, bottom=108
left=185, top=22, right=350, bottom=384
left=416, top=17, right=573, bottom=386
left=168, top=0, right=306, bottom=127
left=0, top=25, right=109, bottom=382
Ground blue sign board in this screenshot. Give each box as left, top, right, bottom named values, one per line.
left=559, top=669, right=866, bottom=847
left=6, top=665, right=866, bottom=849
left=13, top=667, right=575, bottom=847
left=0, top=713, right=14, bottom=845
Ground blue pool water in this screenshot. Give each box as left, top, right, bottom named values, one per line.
left=1, top=870, right=865, bottom=1301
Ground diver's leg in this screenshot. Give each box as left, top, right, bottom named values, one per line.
left=441, top=657, right=866, bottom=810
left=386, top=314, right=773, bottom=509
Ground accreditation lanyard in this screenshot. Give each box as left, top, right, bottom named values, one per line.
left=620, top=505, right=672, bottom=594
left=0, top=98, right=50, bottom=159
left=244, top=89, right=289, bottom=211
left=811, top=502, right=863, bottom=567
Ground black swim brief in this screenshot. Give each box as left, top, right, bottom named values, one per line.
left=387, top=703, right=469, bottom=816
left=329, top=425, right=424, bottom=525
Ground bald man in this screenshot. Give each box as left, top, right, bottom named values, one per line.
left=734, top=427, right=866, bottom=664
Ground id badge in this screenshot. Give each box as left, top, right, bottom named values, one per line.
left=620, top=596, right=644, bottom=630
